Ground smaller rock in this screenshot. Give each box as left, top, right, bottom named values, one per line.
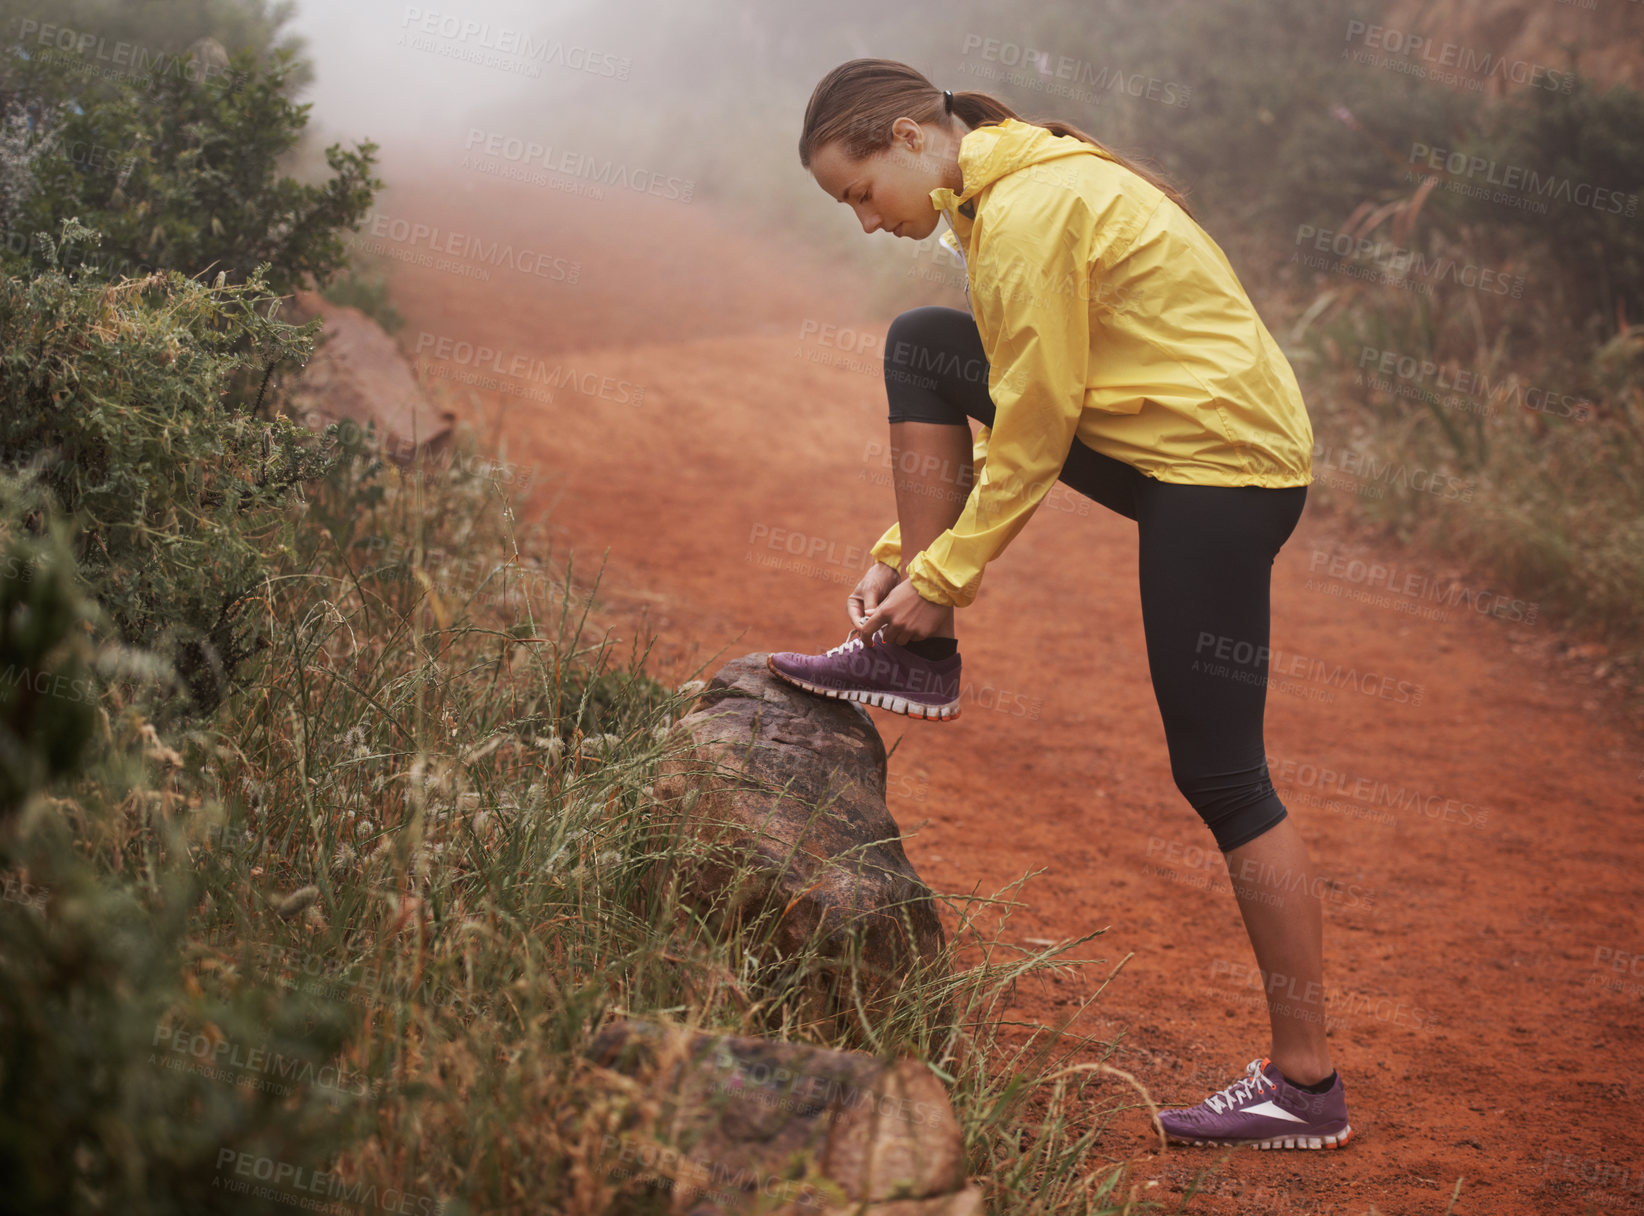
left=280, top=289, right=453, bottom=464
left=587, top=1018, right=983, bottom=1216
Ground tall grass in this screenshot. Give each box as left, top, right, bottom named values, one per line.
left=1, top=412, right=1186, bottom=1212
left=1278, top=183, right=1644, bottom=672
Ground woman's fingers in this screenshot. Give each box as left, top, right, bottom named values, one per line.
left=848, top=587, right=874, bottom=631
left=849, top=562, right=905, bottom=639
left=858, top=582, right=904, bottom=642
left=859, top=579, right=953, bottom=648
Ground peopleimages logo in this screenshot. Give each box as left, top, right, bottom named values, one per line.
left=460, top=128, right=694, bottom=203
left=1357, top=346, right=1594, bottom=422
left=1292, top=224, right=1524, bottom=298
left=214, top=1149, right=446, bottom=1214
left=1408, top=143, right=1639, bottom=218
left=1306, top=547, right=1540, bottom=625
left=1268, top=754, right=1492, bottom=830
left=746, top=523, right=865, bottom=570
left=958, top=34, right=1193, bottom=108
left=412, top=331, right=645, bottom=406
left=12, top=19, right=236, bottom=86
left=1311, top=440, right=1476, bottom=502
left=1193, top=632, right=1425, bottom=705
left=352, top=210, right=580, bottom=282
left=399, top=8, right=631, bottom=79
left=1343, top=20, right=1574, bottom=93
left=152, top=1023, right=372, bottom=1097
left=1210, top=960, right=1433, bottom=1029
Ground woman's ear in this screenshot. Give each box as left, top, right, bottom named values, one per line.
left=889, top=115, right=924, bottom=152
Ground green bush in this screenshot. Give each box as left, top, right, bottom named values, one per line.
left=0, top=218, right=330, bottom=711
left=1081, top=0, right=1474, bottom=240
left=1434, top=76, right=1644, bottom=336
left=1, top=42, right=378, bottom=294
left=0, top=465, right=363, bottom=1216
left=0, top=474, right=98, bottom=820
left=0, top=833, right=365, bottom=1215
left=0, top=0, right=312, bottom=102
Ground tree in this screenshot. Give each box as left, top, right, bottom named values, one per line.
left=2, top=43, right=377, bottom=294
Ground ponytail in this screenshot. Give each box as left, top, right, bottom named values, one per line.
left=799, top=58, right=1193, bottom=218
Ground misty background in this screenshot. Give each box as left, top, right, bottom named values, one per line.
left=273, top=0, right=1643, bottom=310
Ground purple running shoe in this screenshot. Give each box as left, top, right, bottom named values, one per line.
left=1156, top=1058, right=1353, bottom=1150
left=766, top=630, right=962, bottom=721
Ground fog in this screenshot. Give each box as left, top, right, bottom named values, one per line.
left=278, top=0, right=1205, bottom=275
left=283, top=0, right=967, bottom=217
left=288, top=0, right=591, bottom=147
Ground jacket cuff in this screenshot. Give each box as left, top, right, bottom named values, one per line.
left=869, top=528, right=901, bottom=572
left=905, top=551, right=978, bottom=609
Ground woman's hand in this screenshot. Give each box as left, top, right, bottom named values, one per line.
left=847, top=562, right=900, bottom=638
left=857, top=577, right=952, bottom=646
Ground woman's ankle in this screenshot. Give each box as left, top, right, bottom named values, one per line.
left=903, top=636, right=959, bottom=660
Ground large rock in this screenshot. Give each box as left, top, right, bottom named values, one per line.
left=588, top=1018, right=982, bottom=1216
left=651, top=654, right=946, bottom=1031
left=280, top=289, right=453, bottom=463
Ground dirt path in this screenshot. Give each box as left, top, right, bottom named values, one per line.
left=367, top=156, right=1644, bottom=1216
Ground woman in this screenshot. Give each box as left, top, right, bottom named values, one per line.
left=767, top=59, right=1351, bottom=1150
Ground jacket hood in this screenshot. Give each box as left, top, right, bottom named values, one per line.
left=928, top=118, right=1117, bottom=217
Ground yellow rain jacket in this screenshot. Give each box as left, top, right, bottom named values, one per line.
left=871, top=118, right=1313, bottom=609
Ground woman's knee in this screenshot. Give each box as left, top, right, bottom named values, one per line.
left=884, top=307, right=990, bottom=425
left=1170, top=761, right=1288, bottom=853
left=885, top=305, right=973, bottom=359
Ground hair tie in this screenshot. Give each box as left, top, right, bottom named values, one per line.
left=943, top=89, right=954, bottom=113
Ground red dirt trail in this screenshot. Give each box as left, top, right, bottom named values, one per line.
left=366, top=154, right=1644, bottom=1216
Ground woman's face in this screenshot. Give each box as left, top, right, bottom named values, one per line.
left=809, top=117, right=961, bottom=241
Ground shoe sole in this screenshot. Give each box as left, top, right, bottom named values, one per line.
left=1165, top=1124, right=1353, bottom=1151
left=766, top=658, right=962, bottom=721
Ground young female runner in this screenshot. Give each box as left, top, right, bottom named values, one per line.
left=767, top=58, right=1352, bottom=1150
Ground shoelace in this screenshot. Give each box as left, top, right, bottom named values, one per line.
left=1204, top=1059, right=1275, bottom=1114
left=823, top=629, right=884, bottom=657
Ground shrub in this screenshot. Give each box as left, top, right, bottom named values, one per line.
left=0, top=0, right=311, bottom=102
left=1434, top=75, right=1644, bottom=337
left=0, top=832, right=365, bottom=1215
left=0, top=467, right=362, bottom=1216
left=0, top=43, right=378, bottom=295
left=0, top=474, right=98, bottom=821
left=0, top=218, right=330, bottom=711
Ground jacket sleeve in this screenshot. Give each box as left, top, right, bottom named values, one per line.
left=903, top=188, right=1092, bottom=609
left=867, top=425, right=993, bottom=574
left=869, top=521, right=902, bottom=571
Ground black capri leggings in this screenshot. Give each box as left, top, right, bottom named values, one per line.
left=885, top=305, right=1307, bottom=853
